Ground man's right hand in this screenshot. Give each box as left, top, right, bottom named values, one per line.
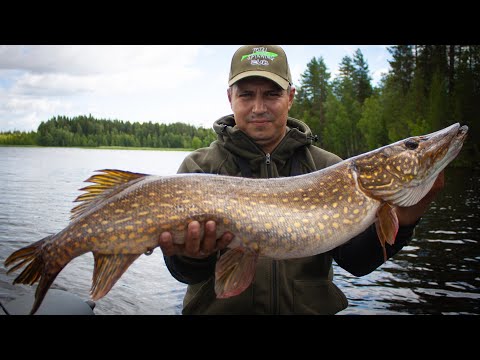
left=158, top=220, right=234, bottom=258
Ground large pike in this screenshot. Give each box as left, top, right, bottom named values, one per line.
left=5, top=123, right=468, bottom=314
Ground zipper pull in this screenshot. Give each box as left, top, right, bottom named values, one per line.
left=265, top=153, right=271, bottom=165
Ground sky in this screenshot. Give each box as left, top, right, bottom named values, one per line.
left=0, top=45, right=392, bottom=132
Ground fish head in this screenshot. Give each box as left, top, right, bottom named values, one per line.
left=353, top=123, right=468, bottom=207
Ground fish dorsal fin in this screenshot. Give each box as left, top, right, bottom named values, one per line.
left=71, top=169, right=149, bottom=221
left=91, top=253, right=141, bottom=301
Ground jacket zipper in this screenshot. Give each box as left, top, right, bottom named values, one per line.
left=265, top=153, right=271, bottom=165
left=265, top=153, right=272, bottom=178
left=265, top=152, right=277, bottom=312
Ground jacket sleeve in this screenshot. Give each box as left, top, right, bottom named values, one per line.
left=331, top=221, right=419, bottom=277
left=164, top=253, right=217, bottom=284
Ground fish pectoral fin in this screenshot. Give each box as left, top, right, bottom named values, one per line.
left=91, top=253, right=140, bottom=301
left=375, top=203, right=399, bottom=262
left=214, top=247, right=258, bottom=299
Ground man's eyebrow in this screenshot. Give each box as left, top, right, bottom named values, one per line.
left=238, top=87, right=280, bottom=92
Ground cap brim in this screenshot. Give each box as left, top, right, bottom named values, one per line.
left=228, top=71, right=290, bottom=90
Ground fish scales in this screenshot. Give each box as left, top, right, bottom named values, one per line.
left=4, top=123, right=468, bottom=313
left=70, top=171, right=372, bottom=257
left=187, top=164, right=379, bottom=259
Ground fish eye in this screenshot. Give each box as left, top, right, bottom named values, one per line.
left=405, top=139, right=419, bottom=150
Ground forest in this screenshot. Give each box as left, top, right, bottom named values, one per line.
left=1, top=45, right=478, bottom=167
left=0, top=116, right=217, bottom=150
left=289, top=45, right=478, bottom=167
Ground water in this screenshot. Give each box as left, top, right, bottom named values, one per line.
left=335, top=165, right=480, bottom=315
left=0, top=147, right=478, bottom=315
left=0, top=147, right=190, bottom=315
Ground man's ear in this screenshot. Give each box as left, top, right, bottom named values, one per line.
left=288, top=86, right=295, bottom=110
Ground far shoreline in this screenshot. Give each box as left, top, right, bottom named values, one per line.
left=0, top=144, right=193, bottom=151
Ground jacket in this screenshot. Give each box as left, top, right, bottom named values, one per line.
left=164, top=115, right=416, bottom=314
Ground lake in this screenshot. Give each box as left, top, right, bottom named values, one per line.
left=0, top=146, right=478, bottom=315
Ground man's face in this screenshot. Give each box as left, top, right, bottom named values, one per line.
left=228, top=77, right=295, bottom=154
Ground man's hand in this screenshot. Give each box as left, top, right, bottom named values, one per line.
left=395, top=170, right=445, bottom=226
left=159, top=220, right=234, bottom=258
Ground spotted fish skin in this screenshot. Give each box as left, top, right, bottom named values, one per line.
left=4, top=123, right=468, bottom=313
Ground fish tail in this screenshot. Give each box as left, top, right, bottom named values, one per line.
left=4, top=237, right=50, bottom=280
left=4, top=235, right=60, bottom=314
left=30, top=271, right=59, bottom=315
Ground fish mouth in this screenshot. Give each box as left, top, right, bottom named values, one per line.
left=409, top=123, right=468, bottom=205
left=456, top=124, right=469, bottom=141
left=448, top=123, right=467, bottom=154
left=423, top=123, right=459, bottom=142
left=429, top=123, right=468, bottom=142
left=451, top=124, right=468, bottom=156
left=370, top=123, right=468, bottom=208
left=422, top=123, right=468, bottom=167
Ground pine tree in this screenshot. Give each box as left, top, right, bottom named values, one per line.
left=290, top=56, right=331, bottom=144
left=352, top=49, right=373, bottom=104
left=387, top=45, right=415, bottom=95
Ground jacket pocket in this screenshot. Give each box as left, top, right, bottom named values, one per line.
left=182, top=277, right=217, bottom=315
left=293, top=279, right=348, bottom=315
left=182, top=277, right=256, bottom=315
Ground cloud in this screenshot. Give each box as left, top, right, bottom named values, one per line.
left=2, top=96, right=66, bottom=113
left=372, top=67, right=389, bottom=85
left=0, top=90, right=74, bottom=131
left=3, top=45, right=205, bottom=97
left=0, top=45, right=203, bottom=75
left=11, top=73, right=94, bottom=96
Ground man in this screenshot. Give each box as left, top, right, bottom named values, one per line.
left=159, top=45, right=443, bottom=314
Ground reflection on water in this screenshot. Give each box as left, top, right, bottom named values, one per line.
left=0, top=147, right=478, bottom=315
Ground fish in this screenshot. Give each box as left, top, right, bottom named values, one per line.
left=4, top=123, right=468, bottom=314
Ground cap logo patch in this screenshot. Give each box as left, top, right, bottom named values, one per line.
left=241, top=47, right=278, bottom=66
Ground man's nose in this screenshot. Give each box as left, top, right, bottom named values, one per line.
left=252, top=95, right=267, bottom=113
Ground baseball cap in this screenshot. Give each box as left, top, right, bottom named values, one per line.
left=228, top=45, right=292, bottom=90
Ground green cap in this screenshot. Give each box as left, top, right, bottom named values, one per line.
left=228, top=45, right=292, bottom=90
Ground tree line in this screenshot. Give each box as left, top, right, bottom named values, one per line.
left=289, top=45, right=479, bottom=167
left=0, top=115, right=217, bottom=149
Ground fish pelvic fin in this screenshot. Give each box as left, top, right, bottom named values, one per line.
left=91, top=253, right=140, bottom=301
left=4, top=235, right=61, bottom=315
left=214, top=247, right=258, bottom=299
left=375, top=203, right=399, bottom=262
left=71, top=169, right=149, bottom=221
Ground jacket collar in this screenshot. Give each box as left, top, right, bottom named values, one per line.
left=213, top=115, right=317, bottom=177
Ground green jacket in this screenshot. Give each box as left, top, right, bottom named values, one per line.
left=164, top=115, right=415, bottom=314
